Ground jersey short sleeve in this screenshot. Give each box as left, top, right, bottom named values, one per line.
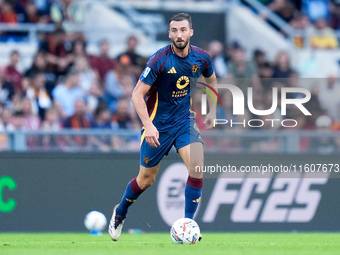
left=140, top=64, right=158, bottom=86
left=202, top=54, right=214, bottom=78
left=139, top=49, right=165, bottom=86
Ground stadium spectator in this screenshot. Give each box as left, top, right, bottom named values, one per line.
left=25, top=72, right=52, bottom=119
left=21, top=97, right=41, bottom=130
left=111, top=98, right=139, bottom=131
left=74, top=56, right=102, bottom=113
left=252, top=49, right=267, bottom=68
left=89, top=39, right=116, bottom=82
left=24, top=50, right=56, bottom=90
left=41, top=107, right=62, bottom=131
left=258, top=62, right=274, bottom=91
left=207, top=40, right=228, bottom=78
left=90, top=103, right=114, bottom=152
left=111, top=98, right=140, bottom=151
left=272, top=51, right=294, bottom=79
left=41, top=107, right=65, bottom=150
left=290, top=14, right=311, bottom=48
left=260, top=0, right=296, bottom=30
left=22, top=0, right=49, bottom=23
left=330, top=0, right=340, bottom=29
left=0, top=65, right=15, bottom=108
left=5, top=50, right=22, bottom=95
left=69, top=39, right=88, bottom=62
left=0, top=107, right=12, bottom=130
left=20, top=96, right=41, bottom=148
left=104, top=54, right=136, bottom=113
left=227, top=43, right=262, bottom=94
left=39, top=28, right=73, bottom=77
left=91, top=103, right=111, bottom=129
left=119, top=36, right=144, bottom=78
left=63, top=98, right=90, bottom=129
left=309, top=18, right=339, bottom=49
left=0, top=0, right=17, bottom=24
left=6, top=109, right=25, bottom=131
left=63, top=98, right=90, bottom=149
left=317, top=75, right=340, bottom=121
left=50, top=0, right=83, bottom=28
left=52, top=67, right=84, bottom=118
left=311, top=114, right=337, bottom=154
left=25, top=50, right=47, bottom=78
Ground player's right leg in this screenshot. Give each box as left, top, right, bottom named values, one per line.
left=108, top=164, right=159, bottom=241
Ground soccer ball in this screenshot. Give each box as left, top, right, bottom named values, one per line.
left=84, top=211, right=107, bottom=232
left=170, top=218, right=200, bottom=245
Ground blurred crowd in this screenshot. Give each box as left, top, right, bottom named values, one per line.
left=0, top=2, right=147, bottom=151
left=0, top=0, right=84, bottom=41
left=192, top=39, right=340, bottom=153
left=256, top=0, right=340, bottom=49
left=0, top=0, right=339, bottom=153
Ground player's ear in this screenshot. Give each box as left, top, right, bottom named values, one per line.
left=190, top=29, right=194, bottom=37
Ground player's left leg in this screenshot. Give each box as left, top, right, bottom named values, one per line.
left=178, top=142, right=204, bottom=219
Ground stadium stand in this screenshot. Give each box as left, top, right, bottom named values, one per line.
left=0, top=0, right=339, bottom=153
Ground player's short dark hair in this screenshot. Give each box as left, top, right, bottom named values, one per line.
left=169, top=13, right=192, bottom=28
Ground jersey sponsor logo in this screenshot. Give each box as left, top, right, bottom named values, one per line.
left=168, top=67, right=177, bottom=74
left=192, top=64, right=199, bottom=73
left=142, top=67, right=151, bottom=78
left=176, top=76, right=190, bottom=90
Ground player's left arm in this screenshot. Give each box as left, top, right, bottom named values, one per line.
left=203, top=72, right=217, bottom=129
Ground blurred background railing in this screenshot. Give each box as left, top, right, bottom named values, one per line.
left=1, top=130, right=340, bottom=154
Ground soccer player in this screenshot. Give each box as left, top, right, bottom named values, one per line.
left=108, top=12, right=217, bottom=241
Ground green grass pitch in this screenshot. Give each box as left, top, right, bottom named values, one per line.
left=0, top=233, right=339, bottom=255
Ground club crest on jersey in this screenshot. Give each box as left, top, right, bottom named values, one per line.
left=143, top=157, right=150, bottom=164
left=192, top=64, right=199, bottom=73
left=176, top=76, right=190, bottom=89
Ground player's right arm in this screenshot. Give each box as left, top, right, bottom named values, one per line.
left=131, top=80, right=160, bottom=148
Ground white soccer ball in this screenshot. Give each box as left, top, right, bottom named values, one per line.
left=84, top=211, right=107, bottom=232
left=170, top=218, right=200, bottom=245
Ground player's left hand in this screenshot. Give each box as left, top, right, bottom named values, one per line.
left=203, top=112, right=216, bottom=130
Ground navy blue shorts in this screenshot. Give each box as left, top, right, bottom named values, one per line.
left=140, top=117, right=203, bottom=168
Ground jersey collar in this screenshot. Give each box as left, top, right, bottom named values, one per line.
left=171, top=44, right=191, bottom=58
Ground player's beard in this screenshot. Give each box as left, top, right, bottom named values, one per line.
left=172, top=38, right=189, bottom=50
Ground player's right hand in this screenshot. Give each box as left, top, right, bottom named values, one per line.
left=144, top=123, right=160, bottom=148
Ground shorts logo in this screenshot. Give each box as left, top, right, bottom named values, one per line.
left=176, top=76, right=190, bottom=89
left=142, top=67, right=151, bottom=78
left=143, top=157, right=150, bottom=164
left=192, top=64, right=199, bottom=73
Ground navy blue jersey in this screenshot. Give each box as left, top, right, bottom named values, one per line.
left=140, top=44, right=214, bottom=132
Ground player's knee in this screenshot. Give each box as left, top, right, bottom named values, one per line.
left=189, top=160, right=204, bottom=178
left=139, top=175, right=155, bottom=189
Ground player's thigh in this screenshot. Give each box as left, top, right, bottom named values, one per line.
left=136, top=163, right=160, bottom=188
left=178, top=142, right=204, bottom=178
